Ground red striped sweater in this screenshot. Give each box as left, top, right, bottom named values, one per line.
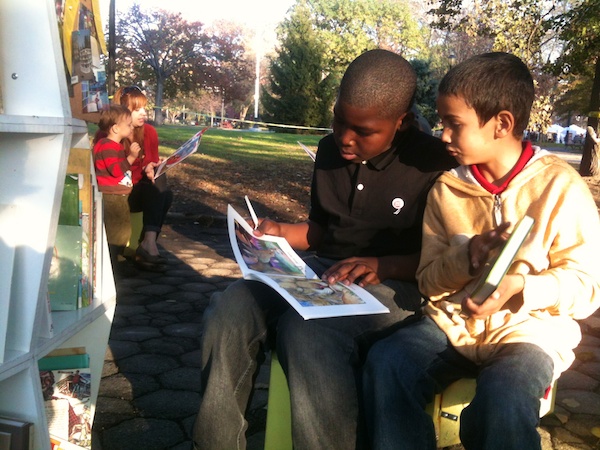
left=93, top=138, right=133, bottom=194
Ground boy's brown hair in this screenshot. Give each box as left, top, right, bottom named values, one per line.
left=438, top=52, right=534, bottom=137
left=98, top=104, right=131, bottom=133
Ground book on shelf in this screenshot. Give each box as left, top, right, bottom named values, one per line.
left=80, top=212, right=91, bottom=308
left=59, top=175, right=82, bottom=226
left=39, top=352, right=92, bottom=449
left=297, top=141, right=316, bottom=162
left=39, top=290, right=55, bottom=339
left=51, top=433, right=89, bottom=450
left=154, top=127, right=208, bottom=178
left=0, top=431, right=10, bottom=450
left=469, top=215, right=535, bottom=305
left=64, top=150, right=97, bottom=308
left=227, top=203, right=389, bottom=320
left=0, top=416, right=33, bottom=450
left=48, top=225, right=83, bottom=311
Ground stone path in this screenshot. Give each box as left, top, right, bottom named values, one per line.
left=90, top=216, right=600, bottom=450
left=91, top=220, right=271, bottom=450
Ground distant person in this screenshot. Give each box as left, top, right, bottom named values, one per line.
left=193, top=49, right=457, bottom=450
left=113, top=86, right=174, bottom=271
left=362, top=52, right=600, bottom=450
left=565, top=131, right=573, bottom=148
left=93, top=105, right=141, bottom=267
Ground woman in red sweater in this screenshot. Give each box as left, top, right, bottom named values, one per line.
left=114, top=86, right=173, bottom=271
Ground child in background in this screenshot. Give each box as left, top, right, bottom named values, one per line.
left=362, top=52, right=600, bottom=450
left=93, top=104, right=141, bottom=269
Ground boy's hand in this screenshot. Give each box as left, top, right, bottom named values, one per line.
left=253, top=218, right=282, bottom=237
left=462, top=273, right=525, bottom=319
left=322, top=257, right=380, bottom=287
left=130, top=142, right=142, bottom=158
left=468, top=222, right=511, bottom=275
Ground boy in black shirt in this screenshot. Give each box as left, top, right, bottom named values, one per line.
left=193, top=49, right=457, bottom=450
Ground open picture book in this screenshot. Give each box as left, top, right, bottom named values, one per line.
left=227, top=204, right=390, bottom=319
left=154, top=127, right=208, bottom=178
left=469, top=215, right=535, bottom=304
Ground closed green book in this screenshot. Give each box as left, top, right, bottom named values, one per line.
left=38, top=353, right=90, bottom=371
left=48, top=225, right=82, bottom=311
left=58, top=174, right=80, bottom=226
left=470, top=215, right=534, bottom=305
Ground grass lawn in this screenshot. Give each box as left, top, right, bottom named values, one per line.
left=157, top=125, right=323, bottom=168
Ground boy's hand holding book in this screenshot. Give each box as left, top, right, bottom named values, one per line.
left=463, top=273, right=526, bottom=320
left=462, top=216, right=534, bottom=319
left=468, top=222, right=511, bottom=275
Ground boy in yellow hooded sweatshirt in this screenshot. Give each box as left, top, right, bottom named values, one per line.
left=362, top=52, right=600, bottom=450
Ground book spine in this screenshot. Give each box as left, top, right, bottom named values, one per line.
left=38, top=354, right=90, bottom=371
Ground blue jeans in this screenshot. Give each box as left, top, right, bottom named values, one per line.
left=362, top=316, right=554, bottom=450
left=192, top=256, right=424, bottom=450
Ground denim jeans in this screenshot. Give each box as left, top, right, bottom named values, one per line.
left=192, top=256, right=424, bottom=450
left=362, top=316, right=554, bottom=450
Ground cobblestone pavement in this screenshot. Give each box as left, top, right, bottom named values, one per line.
left=91, top=217, right=600, bottom=450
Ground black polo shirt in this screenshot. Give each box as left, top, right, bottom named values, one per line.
left=309, top=126, right=457, bottom=260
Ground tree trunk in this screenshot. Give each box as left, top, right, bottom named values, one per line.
left=154, top=78, right=165, bottom=126
left=579, top=57, right=600, bottom=176
left=587, top=127, right=600, bottom=177
left=239, top=104, right=249, bottom=123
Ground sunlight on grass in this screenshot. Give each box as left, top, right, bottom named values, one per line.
left=157, top=126, right=325, bottom=168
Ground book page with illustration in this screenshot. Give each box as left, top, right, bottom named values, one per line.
left=154, top=127, right=209, bottom=178
left=227, top=204, right=389, bottom=319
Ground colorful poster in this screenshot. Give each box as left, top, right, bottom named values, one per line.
left=71, top=29, right=95, bottom=83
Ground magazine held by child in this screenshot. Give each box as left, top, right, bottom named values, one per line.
left=227, top=203, right=390, bottom=319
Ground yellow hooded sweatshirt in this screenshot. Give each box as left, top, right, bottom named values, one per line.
left=417, top=148, right=600, bottom=379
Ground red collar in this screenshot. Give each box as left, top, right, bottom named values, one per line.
left=470, top=141, right=534, bottom=195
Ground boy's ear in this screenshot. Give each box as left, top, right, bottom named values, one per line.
left=395, top=112, right=408, bottom=130
left=494, top=110, right=515, bottom=138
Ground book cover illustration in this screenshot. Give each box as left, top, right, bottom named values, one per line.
left=227, top=204, right=389, bottom=319
left=39, top=354, right=92, bottom=449
left=154, top=127, right=209, bottom=178
left=469, top=215, right=535, bottom=305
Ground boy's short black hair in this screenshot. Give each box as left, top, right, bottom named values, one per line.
left=338, top=49, right=417, bottom=120
left=438, top=52, right=534, bottom=137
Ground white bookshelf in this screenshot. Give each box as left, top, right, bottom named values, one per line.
left=0, top=0, right=116, bottom=448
